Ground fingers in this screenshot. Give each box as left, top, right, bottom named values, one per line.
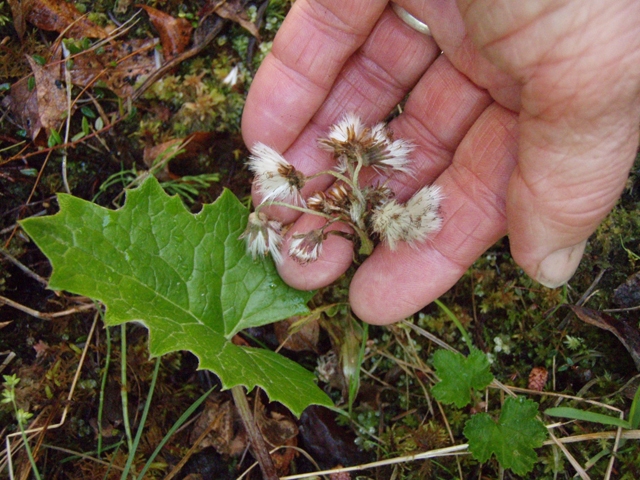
left=350, top=104, right=519, bottom=324
left=277, top=55, right=493, bottom=291
left=241, top=0, right=387, bottom=153
left=397, top=0, right=522, bottom=110
left=508, top=106, right=640, bottom=287
left=246, top=3, right=441, bottom=224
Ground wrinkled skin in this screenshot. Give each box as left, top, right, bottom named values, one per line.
left=242, top=0, right=640, bottom=324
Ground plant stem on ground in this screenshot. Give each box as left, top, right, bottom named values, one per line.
left=231, top=385, right=278, bottom=480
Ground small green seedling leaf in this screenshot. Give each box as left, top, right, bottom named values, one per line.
left=545, top=407, right=631, bottom=429
left=464, top=396, right=547, bottom=475
left=81, top=106, right=96, bottom=118
left=20, top=177, right=332, bottom=416
left=431, top=347, right=493, bottom=408
left=48, top=128, right=62, bottom=148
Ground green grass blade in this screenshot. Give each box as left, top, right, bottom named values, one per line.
left=545, top=407, right=631, bottom=429
left=121, top=356, right=161, bottom=479
left=434, top=299, right=473, bottom=350
left=135, top=386, right=216, bottom=480
left=628, top=385, right=640, bottom=429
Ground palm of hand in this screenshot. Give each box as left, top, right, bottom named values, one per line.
left=242, top=0, right=640, bottom=324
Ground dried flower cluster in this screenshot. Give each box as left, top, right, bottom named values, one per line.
left=241, top=113, right=442, bottom=265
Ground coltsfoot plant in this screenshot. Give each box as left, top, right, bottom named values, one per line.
left=241, top=112, right=443, bottom=263
left=20, top=179, right=332, bottom=416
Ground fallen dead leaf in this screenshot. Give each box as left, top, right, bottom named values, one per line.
left=10, top=0, right=108, bottom=39
left=32, top=340, right=49, bottom=358
left=190, top=396, right=248, bottom=457
left=274, top=316, right=320, bottom=352
left=65, top=39, right=159, bottom=98
left=1, top=76, right=42, bottom=139
left=1, top=57, right=67, bottom=140
left=254, top=394, right=298, bottom=476
left=137, top=5, right=193, bottom=60
left=200, top=0, right=260, bottom=40
left=568, top=305, right=640, bottom=371
left=27, top=56, right=68, bottom=133
left=613, top=271, right=640, bottom=308
left=6, top=0, right=31, bottom=40
left=299, top=405, right=370, bottom=470
left=142, top=132, right=215, bottom=180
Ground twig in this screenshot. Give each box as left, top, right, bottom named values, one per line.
left=547, top=428, right=590, bottom=480
left=231, top=386, right=278, bottom=480
left=0, top=296, right=95, bottom=320
left=41, top=444, right=124, bottom=471
left=0, top=248, right=47, bottom=286
left=280, top=444, right=470, bottom=479
left=0, top=351, right=16, bottom=375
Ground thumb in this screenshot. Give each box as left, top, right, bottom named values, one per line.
left=458, top=0, right=640, bottom=286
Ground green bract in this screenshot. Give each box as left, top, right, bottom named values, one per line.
left=20, top=177, right=332, bottom=416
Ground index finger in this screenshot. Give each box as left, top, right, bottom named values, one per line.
left=241, top=0, right=388, bottom=152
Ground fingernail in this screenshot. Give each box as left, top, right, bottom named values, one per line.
left=535, top=240, right=587, bottom=288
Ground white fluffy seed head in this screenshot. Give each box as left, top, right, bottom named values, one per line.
left=324, top=112, right=366, bottom=144
left=240, top=211, right=284, bottom=264
left=371, top=185, right=442, bottom=250
left=247, top=142, right=306, bottom=206
left=289, top=229, right=325, bottom=264
left=319, top=114, right=414, bottom=175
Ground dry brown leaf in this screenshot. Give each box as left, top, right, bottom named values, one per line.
left=14, top=0, right=108, bottom=39
left=568, top=305, right=640, bottom=371
left=527, top=366, right=548, bottom=392
left=274, top=316, right=320, bottom=352
left=27, top=56, right=68, bottom=132
left=200, top=0, right=260, bottom=40
left=2, top=57, right=67, bottom=140
left=137, top=5, right=193, bottom=60
left=254, top=394, right=298, bottom=476
left=32, top=340, right=49, bottom=358
left=142, top=132, right=215, bottom=175
left=613, top=271, right=640, bottom=307
left=190, top=396, right=248, bottom=456
left=1, top=76, right=42, bottom=139
left=6, top=0, right=31, bottom=40
left=142, top=138, right=182, bottom=181
left=66, top=39, right=159, bottom=98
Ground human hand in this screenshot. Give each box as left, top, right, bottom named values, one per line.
left=241, top=0, right=640, bottom=324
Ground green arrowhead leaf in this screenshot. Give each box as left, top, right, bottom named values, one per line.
left=464, top=396, right=547, bottom=475
left=431, top=347, right=493, bottom=408
left=20, top=177, right=331, bottom=416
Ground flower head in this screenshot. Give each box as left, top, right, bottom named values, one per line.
left=370, top=185, right=442, bottom=250
left=247, top=143, right=306, bottom=206
left=289, top=229, right=325, bottom=264
left=367, top=123, right=414, bottom=175
left=239, top=211, right=284, bottom=264
left=322, top=112, right=366, bottom=145
left=307, top=183, right=353, bottom=216
left=319, top=113, right=413, bottom=175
